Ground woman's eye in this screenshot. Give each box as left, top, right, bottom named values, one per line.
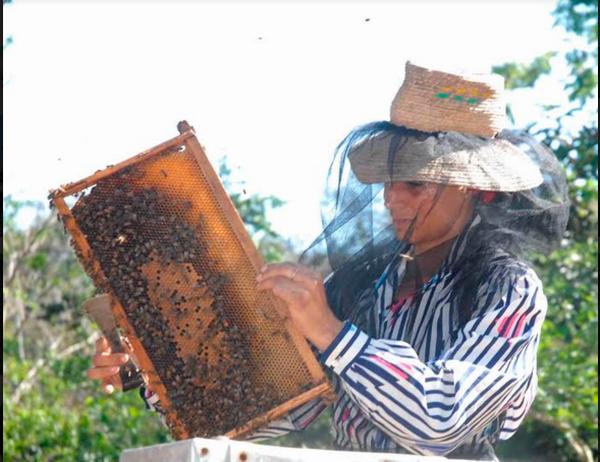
left=406, top=181, right=425, bottom=188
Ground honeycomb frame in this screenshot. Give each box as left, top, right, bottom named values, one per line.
left=49, top=122, right=334, bottom=439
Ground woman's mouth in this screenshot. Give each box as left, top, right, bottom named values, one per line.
left=393, top=218, right=412, bottom=226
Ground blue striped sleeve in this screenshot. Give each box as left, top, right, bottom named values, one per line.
left=321, top=268, right=546, bottom=456
left=243, top=397, right=330, bottom=441
left=321, top=321, right=370, bottom=375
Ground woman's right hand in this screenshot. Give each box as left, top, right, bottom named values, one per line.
left=87, top=336, right=131, bottom=394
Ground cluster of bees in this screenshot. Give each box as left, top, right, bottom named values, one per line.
left=69, top=168, right=280, bottom=437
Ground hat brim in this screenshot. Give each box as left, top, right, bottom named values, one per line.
left=347, top=130, right=544, bottom=192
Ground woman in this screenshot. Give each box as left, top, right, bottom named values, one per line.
left=88, top=62, right=569, bottom=460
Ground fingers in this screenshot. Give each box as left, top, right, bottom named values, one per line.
left=88, top=345, right=128, bottom=392
left=95, top=336, right=111, bottom=355
left=101, top=374, right=120, bottom=394
left=92, top=353, right=129, bottom=368
left=257, top=264, right=325, bottom=307
left=257, top=263, right=320, bottom=286
left=121, top=337, right=134, bottom=355
left=120, top=338, right=139, bottom=365
left=256, top=276, right=310, bottom=304
left=87, top=365, right=121, bottom=381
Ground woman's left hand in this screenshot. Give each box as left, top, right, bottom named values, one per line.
left=256, top=263, right=344, bottom=352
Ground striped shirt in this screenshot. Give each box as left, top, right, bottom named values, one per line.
left=244, top=217, right=546, bottom=460
left=143, top=217, right=546, bottom=460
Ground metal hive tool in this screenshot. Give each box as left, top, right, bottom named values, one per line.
left=49, top=121, right=334, bottom=440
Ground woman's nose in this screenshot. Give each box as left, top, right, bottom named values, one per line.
left=384, top=182, right=405, bottom=208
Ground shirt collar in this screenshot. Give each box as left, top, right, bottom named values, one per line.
left=376, top=213, right=482, bottom=293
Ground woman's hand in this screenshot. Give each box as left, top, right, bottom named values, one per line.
left=87, top=337, right=142, bottom=394
left=256, top=263, right=343, bottom=352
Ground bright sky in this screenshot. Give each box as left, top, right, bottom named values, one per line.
left=3, top=0, right=569, bottom=249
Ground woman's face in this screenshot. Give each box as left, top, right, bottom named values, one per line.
left=384, top=181, right=474, bottom=251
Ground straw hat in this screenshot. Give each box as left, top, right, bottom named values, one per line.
left=348, top=61, right=544, bottom=192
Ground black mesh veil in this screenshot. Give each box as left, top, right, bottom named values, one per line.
left=298, top=122, right=570, bottom=337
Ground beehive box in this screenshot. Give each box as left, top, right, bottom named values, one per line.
left=49, top=122, right=333, bottom=439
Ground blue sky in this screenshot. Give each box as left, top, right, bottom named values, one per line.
left=3, top=0, right=572, bottom=248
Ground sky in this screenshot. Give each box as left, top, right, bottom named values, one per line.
left=3, top=0, right=572, bottom=249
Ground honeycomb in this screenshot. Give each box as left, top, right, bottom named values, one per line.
left=49, top=123, right=331, bottom=439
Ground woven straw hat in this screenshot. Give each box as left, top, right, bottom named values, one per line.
left=348, top=61, right=544, bottom=192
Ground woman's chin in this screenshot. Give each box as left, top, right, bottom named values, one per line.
left=393, top=225, right=413, bottom=242
left=392, top=219, right=410, bottom=233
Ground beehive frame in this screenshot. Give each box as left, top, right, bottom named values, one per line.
left=49, top=122, right=334, bottom=439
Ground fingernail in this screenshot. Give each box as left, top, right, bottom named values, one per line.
left=106, top=384, right=114, bottom=394
left=122, top=354, right=129, bottom=362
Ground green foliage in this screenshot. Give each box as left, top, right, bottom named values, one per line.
left=493, top=52, right=557, bottom=90
left=3, top=352, right=169, bottom=462
left=553, top=0, right=598, bottom=109
left=3, top=198, right=171, bottom=462
left=554, top=0, right=598, bottom=42
left=528, top=242, right=598, bottom=461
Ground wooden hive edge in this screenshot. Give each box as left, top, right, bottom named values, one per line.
left=224, top=382, right=334, bottom=439
left=49, top=129, right=196, bottom=199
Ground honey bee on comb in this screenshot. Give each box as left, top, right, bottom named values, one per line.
left=70, top=174, right=286, bottom=436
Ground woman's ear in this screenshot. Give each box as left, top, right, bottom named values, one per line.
left=480, top=191, right=497, bottom=204
left=466, top=188, right=496, bottom=204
